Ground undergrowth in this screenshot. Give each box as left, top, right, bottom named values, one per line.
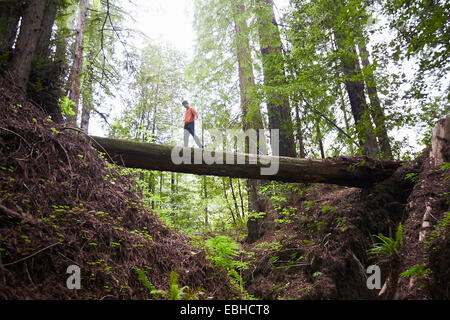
left=204, top=236, right=256, bottom=300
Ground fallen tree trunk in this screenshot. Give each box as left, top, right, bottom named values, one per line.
left=90, top=136, right=402, bottom=188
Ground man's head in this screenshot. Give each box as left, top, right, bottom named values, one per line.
left=182, top=100, right=189, bottom=109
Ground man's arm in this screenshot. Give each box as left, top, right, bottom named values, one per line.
left=192, top=107, right=199, bottom=120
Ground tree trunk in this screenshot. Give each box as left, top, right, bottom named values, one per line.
left=158, top=172, right=163, bottom=209
left=334, top=31, right=378, bottom=158
left=316, top=118, right=325, bottom=159
left=80, top=94, right=92, bottom=132
left=91, top=136, right=402, bottom=188
left=223, top=178, right=236, bottom=225
left=36, top=0, right=57, bottom=59
left=148, top=172, right=155, bottom=210
left=233, top=2, right=263, bottom=133
left=256, top=0, right=296, bottom=158
left=10, top=0, right=47, bottom=90
left=54, top=6, right=71, bottom=63
left=66, top=0, right=89, bottom=126
left=170, top=172, right=175, bottom=201
left=338, top=83, right=354, bottom=155
left=294, top=103, right=306, bottom=158
left=430, top=117, right=450, bottom=167
left=229, top=177, right=241, bottom=220
left=237, top=178, right=245, bottom=217
left=203, top=176, right=209, bottom=229
left=80, top=50, right=95, bottom=133
left=28, top=0, right=62, bottom=123
left=0, top=0, right=23, bottom=59
left=42, top=4, right=72, bottom=123
left=357, top=42, right=393, bottom=159
left=233, top=1, right=265, bottom=240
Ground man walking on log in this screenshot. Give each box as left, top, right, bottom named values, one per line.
left=182, top=100, right=203, bottom=148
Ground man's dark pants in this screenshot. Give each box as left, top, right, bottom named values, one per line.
left=184, top=121, right=203, bottom=148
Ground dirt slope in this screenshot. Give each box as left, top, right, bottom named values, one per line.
left=243, top=147, right=449, bottom=300
left=1, top=75, right=447, bottom=300
left=0, top=77, right=233, bottom=299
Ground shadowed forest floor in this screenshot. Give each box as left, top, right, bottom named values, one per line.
left=0, top=77, right=449, bottom=299
left=0, top=77, right=234, bottom=299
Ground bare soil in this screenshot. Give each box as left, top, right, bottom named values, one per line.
left=0, top=76, right=234, bottom=299
left=243, top=147, right=449, bottom=300
left=1, top=74, right=448, bottom=300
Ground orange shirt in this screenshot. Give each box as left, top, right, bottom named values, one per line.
left=184, top=107, right=198, bottom=124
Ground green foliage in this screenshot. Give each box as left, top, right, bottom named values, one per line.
left=255, top=241, right=283, bottom=251
left=227, top=269, right=257, bottom=300
left=247, top=211, right=265, bottom=220
left=441, top=162, right=450, bottom=171
left=400, top=264, right=432, bottom=279
left=109, top=40, right=186, bottom=144
left=134, top=268, right=197, bottom=300
left=396, top=212, right=450, bottom=291
left=205, top=236, right=249, bottom=270
left=99, top=0, right=448, bottom=260
left=383, top=0, right=449, bottom=73
left=260, top=182, right=295, bottom=204
left=335, top=216, right=348, bottom=232
left=425, top=212, right=450, bottom=250
left=59, top=96, right=76, bottom=117
left=260, top=182, right=298, bottom=223
left=309, top=221, right=326, bottom=233
left=368, top=223, right=403, bottom=260
left=312, top=271, right=323, bottom=279
left=168, top=271, right=192, bottom=300
left=30, top=0, right=450, bottom=297
left=204, top=235, right=255, bottom=299
left=275, top=207, right=297, bottom=224
left=400, top=263, right=432, bottom=289
left=303, top=200, right=317, bottom=212
left=441, top=162, right=450, bottom=181
left=272, top=252, right=305, bottom=271
left=135, top=267, right=167, bottom=299
left=321, top=204, right=337, bottom=215
left=405, top=172, right=419, bottom=183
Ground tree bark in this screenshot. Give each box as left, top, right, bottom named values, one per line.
left=148, top=171, right=155, bottom=210
left=233, top=1, right=265, bottom=239
left=41, top=4, right=72, bottom=124
left=334, top=31, right=379, bottom=158
left=357, top=42, right=393, bottom=159
left=256, top=0, right=296, bottom=158
left=36, top=0, right=57, bottom=59
left=222, top=177, right=236, bottom=225
left=316, top=118, right=325, bottom=159
left=66, top=0, right=89, bottom=126
left=90, top=136, right=402, bottom=188
left=80, top=50, right=95, bottom=133
left=338, top=83, right=354, bottom=154
left=170, top=172, right=175, bottom=201
left=233, top=2, right=264, bottom=133
left=54, top=6, right=71, bottom=63
left=430, top=117, right=450, bottom=167
left=294, top=103, right=306, bottom=158
left=237, top=178, right=245, bottom=217
left=202, top=176, right=209, bottom=229
left=0, top=0, right=23, bottom=58
left=28, top=0, right=62, bottom=123
left=11, top=0, right=47, bottom=90
left=80, top=92, right=92, bottom=132
left=229, top=177, right=241, bottom=220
